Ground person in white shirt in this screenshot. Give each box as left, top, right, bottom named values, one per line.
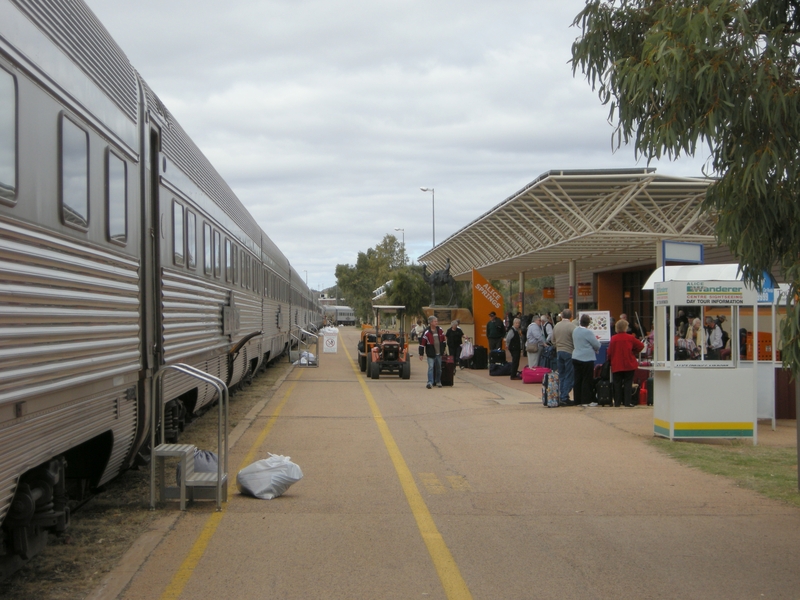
left=525, top=315, right=545, bottom=368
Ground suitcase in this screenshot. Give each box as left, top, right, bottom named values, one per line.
left=522, top=366, right=550, bottom=384
left=595, top=379, right=612, bottom=406
left=542, top=371, right=559, bottom=407
left=441, top=355, right=455, bottom=386
left=489, top=362, right=513, bottom=376
left=471, top=346, right=488, bottom=370
left=489, top=348, right=506, bottom=365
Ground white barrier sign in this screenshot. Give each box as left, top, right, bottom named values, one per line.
left=323, top=333, right=338, bottom=353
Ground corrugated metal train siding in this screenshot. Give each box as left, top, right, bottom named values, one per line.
left=160, top=269, right=228, bottom=363
left=0, top=386, right=137, bottom=523
left=0, top=218, right=141, bottom=405
left=160, top=270, right=232, bottom=411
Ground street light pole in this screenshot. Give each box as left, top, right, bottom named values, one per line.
left=420, top=187, right=435, bottom=247
left=394, top=227, right=405, bottom=265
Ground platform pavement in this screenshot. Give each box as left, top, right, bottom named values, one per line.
left=101, top=327, right=799, bottom=599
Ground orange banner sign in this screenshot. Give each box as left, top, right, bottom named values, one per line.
left=472, top=269, right=504, bottom=350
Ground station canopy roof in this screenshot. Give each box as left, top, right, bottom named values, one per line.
left=418, top=169, right=717, bottom=281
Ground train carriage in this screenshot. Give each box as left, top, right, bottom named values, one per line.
left=0, top=0, right=320, bottom=572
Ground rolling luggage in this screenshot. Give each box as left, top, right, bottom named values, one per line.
left=542, top=371, right=559, bottom=407
left=489, top=348, right=506, bottom=365
left=595, top=379, right=612, bottom=406
left=441, top=355, right=455, bottom=386
left=489, top=362, right=513, bottom=376
left=471, top=346, right=488, bottom=370
left=522, top=366, right=550, bottom=384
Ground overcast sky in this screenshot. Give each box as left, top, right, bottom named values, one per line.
left=85, top=0, right=711, bottom=291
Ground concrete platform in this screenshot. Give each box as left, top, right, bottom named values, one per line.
left=110, top=327, right=799, bottom=599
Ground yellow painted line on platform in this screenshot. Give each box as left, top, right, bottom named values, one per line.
left=159, top=376, right=299, bottom=600
left=342, top=343, right=473, bottom=600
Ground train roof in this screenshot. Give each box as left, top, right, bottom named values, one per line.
left=13, top=0, right=139, bottom=123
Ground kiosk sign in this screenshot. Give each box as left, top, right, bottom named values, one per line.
left=684, top=281, right=745, bottom=305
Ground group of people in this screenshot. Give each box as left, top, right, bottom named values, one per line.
left=675, top=310, right=729, bottom=360
left=418, top=308, right=649, bottom=406
left=416, top=316, right=466, bottom=388
left=547, top=309, right=645, bottom=407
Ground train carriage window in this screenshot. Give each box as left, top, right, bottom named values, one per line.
left=106, top=151, right=127, bottom=244
left=232, top=245, right=238, bottom=284
left=60, top=115, right=89, bottom=229
left=225, top=238, right=232, bottom=282
left=203, top=222, right=212, bottom=274
left=213, top=229, right=220, bottom=277
left=186, top=211, right=196, bottom=268
left=173, top=201, right=185, bottom=265
left=0, top=67, right=16, bottom=204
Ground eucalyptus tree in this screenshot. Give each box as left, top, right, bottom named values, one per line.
left=572, top=0, right=800, bottom=375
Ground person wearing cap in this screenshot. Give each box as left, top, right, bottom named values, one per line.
left=525, top=315, right=545, bottom=368
left=486, top=311, right=505, bottom=351
left=418, top=315, right=446, bottom=388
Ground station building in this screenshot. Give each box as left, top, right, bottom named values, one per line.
left=418, top=168, right=742, bottom=334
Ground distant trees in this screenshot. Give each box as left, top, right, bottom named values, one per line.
left=335, top=235, right=472, bottom=324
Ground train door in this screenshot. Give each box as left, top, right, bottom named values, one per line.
left=140, top=125, right=163, bottom=373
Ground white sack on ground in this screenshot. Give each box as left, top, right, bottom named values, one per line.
left=236, top=453, right=303, bottom=500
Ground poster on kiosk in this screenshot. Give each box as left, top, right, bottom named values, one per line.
left=652, top=279, right=759, bottom=443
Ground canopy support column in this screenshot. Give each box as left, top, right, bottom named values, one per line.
left=569, top=260, right=577, bottom=315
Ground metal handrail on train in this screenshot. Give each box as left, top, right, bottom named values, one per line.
left=149, top=364, right=229, bottom=510
left=290, top=328, right=320, bottom=367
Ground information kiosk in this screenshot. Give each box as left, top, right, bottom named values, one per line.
left=652, top=279, right=759, bottom=443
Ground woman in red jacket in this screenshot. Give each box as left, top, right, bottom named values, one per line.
left=607, top=319, right=645, bottom=407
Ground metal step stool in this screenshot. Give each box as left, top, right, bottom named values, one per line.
left=154, top=443, right=228, bottom=511
left=150, top=364, right=229, bottom=512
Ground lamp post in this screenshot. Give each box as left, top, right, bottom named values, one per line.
left=394, top=227, right=405, bottom=265
left=420, top=187, right=435, bottom=248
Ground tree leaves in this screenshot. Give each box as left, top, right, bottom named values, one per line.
left=572, top=0, right=800, bottom=374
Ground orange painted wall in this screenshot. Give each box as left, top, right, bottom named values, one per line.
left=596, top=272, right=623, bottom=317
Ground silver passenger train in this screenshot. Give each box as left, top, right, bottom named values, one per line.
left=0, top=0, right=321, bottom=570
